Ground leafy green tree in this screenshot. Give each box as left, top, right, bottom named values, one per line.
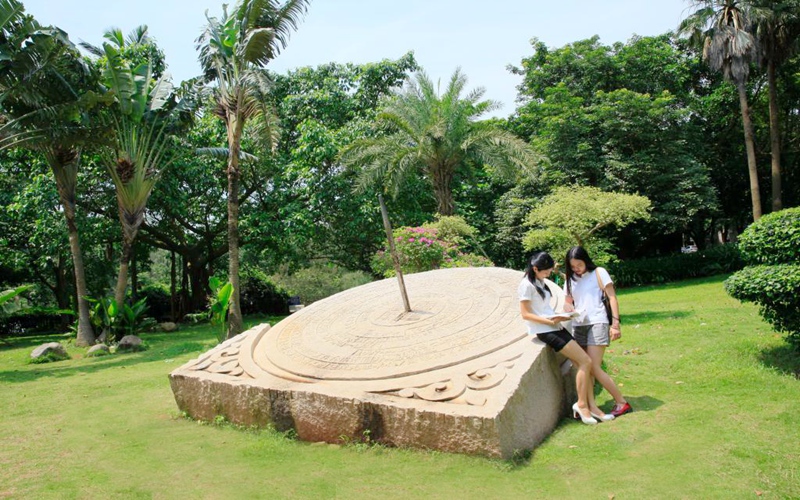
left=522, top=186, right=651, bottom=265
left=340, top=68, right=538, bottom=216
left=749, top=0, right=800, bottom=211
left=263, top=55, right=424, bottom=272
left=0, top=0, right=102, bottom=345
left=679, top=0, right=763, bottom=221
left=196, top=0, right=310, bottom=338
left=510, top=35, right=722, bottom=255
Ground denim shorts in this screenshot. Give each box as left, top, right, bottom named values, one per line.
left=573, top=323, right=610, bottom=347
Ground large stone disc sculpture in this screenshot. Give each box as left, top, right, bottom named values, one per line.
left=169, top=267, right=576, bottom=458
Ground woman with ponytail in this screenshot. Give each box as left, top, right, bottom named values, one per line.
left=518, top=251, right=613, bottom=425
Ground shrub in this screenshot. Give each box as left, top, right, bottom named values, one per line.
left=240, top=270, right=290, bottom=315
left=737, top=207, right=800, bottom=265
left=138, top=284, right=172, bottom=321
left=371, top=223, right=493, bottom=278
left=724, top=265, right=800, bottom=346
left=272, top=263, right=373, bottom=305
left=725, top=208, right=800, bottom=349
left=0, top=307, right=73, bottom=338
left=608, top=244, right=742, bottom=287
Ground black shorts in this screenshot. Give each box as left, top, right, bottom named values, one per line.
left=536, top=329, right=574, bottom=352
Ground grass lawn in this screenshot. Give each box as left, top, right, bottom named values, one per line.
left=1, top=276, right=798, bottom=499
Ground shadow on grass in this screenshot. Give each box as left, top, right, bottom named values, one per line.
left=498, top=395, right=665, bottom=471
left=617, top=395, right=664, bottom=413
left=0, top=315, right=283, bottom=384
left=622, top=310, right=693, bottom=324
left=0, top=334, right=214, bottom=384
left=759, top=342, right=800, bottom=379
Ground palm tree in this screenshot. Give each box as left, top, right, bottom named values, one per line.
left=340, top=68, right=538, bottom=216
left=680, top=0, right=763, bottom=221
left=196, top=0, right=309, bottom=339
left=0, top=0, right=99, bottom=346
left=749, top=0, right=800, bottom=211
left=99, top=43, right=194, bottom=308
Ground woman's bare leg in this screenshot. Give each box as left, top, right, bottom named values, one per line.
left=587, top=345, right=626, bottom=406
left=560, top=341, right=594, bottom=418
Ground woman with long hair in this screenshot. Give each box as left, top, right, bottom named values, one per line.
left=563, top=246, right=632, bottom=417
left=518, top=251, right=614, bottom=424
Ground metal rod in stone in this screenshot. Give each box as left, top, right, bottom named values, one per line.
left=378, top=193, right=412, bottom=313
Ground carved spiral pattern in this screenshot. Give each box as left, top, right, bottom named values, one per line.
left=376, top=355, right=520, bottom=406
left=187, top=335, right=251, bottom=379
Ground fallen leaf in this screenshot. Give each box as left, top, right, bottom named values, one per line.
left=675, top=381, right=684, bottom=385
left=568, top=445, right=578, bottom=449
left=755, top=490, right=763, bottom=496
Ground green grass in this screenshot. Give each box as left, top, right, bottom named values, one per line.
left=1, top=278, right=798, bottom=499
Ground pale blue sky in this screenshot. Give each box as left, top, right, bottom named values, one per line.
left=22, top=0, right=691, bottom=118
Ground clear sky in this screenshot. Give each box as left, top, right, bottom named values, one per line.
left=21, top=0, right=691, bottom=118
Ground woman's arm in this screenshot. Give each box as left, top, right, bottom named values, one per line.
left=519, top=301, right=568, bottom=328
left=604, top=284, right=621, bottom=341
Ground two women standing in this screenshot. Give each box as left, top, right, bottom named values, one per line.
left=517, top=247, right=631, bottom=425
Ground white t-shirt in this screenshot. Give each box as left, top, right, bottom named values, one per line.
left=564, top=267, right=613, bottom=326
left=518, top=277, right=559, bottom=335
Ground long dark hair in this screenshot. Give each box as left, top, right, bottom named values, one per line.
left=565, top=246, right=598, bottom=296
left=524, top=251, right=555, bottom=300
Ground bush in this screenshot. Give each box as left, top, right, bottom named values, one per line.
left=724, top=265, right=800, bottom=346
left=371, top=224, right=493, bottom=278
left=608, top=244, right=742, bottom=287
left=138, top=285, right=172, bottom=321
left=272, top=263, right=373, bottom=305
left=737, top=207, right=800, bottom=265
left=0, top=307, right=73, bottom=338
left=240, top=270, right=290, bottom=315
left=725, top=208, right=800, bottom=350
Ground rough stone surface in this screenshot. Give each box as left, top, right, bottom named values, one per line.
left=169, top=267, right=576, bottom=458
left=30, top=342, right=68, bottom=360
left=87, top=344, right=111, bottom=357
left=118, top=335, right=142, bottom=349
left=159, top=322, right=178, bottom=332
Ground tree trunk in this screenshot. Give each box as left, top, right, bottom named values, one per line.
left=131, top=247, right=138, bottom=302
left=114, top=239, right=133, bottom=308
left=53, top=255, right=72, bottom=331
left=432, top=165, right=455, bottom=216
left=170, top=250, right=177, bottom=321
left=226, top=115, right=245, bottom=339
left=48, top=150, right=95, bottom=346
left=736, top=81, right=762, bottom=221
left=114, top=210, right=144, bottom=307
left=767, top=60, right=782, bottom=212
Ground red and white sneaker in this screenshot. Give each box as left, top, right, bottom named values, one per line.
left=611, top=402, right=633, bottom=417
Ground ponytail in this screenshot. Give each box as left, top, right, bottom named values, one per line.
left=524, top=251, right=555, bottom=300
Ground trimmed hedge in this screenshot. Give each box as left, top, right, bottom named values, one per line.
left=737, top=207, right=800, bottom=265
left=725, top=207, right=800, bottom=350
left=724, top=264, right=800, bottom=345
left=0, top=307, right=73, bottom=337
left=608, top=244, right=742, bottom=288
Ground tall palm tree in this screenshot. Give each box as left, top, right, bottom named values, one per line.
left=196, top=0, right=309, bottom=339
left=0, top=0, right=99, bottom=346
left=99, top=43, right=194, bottom=308
left=749, top=0, right=800, bottom=211
left=680, top=0, right=763, bottom=221
left=340, top=68, right=538, bottom=216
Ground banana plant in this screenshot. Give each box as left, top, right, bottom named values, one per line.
left=208, top=277, right=234, bottom=344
